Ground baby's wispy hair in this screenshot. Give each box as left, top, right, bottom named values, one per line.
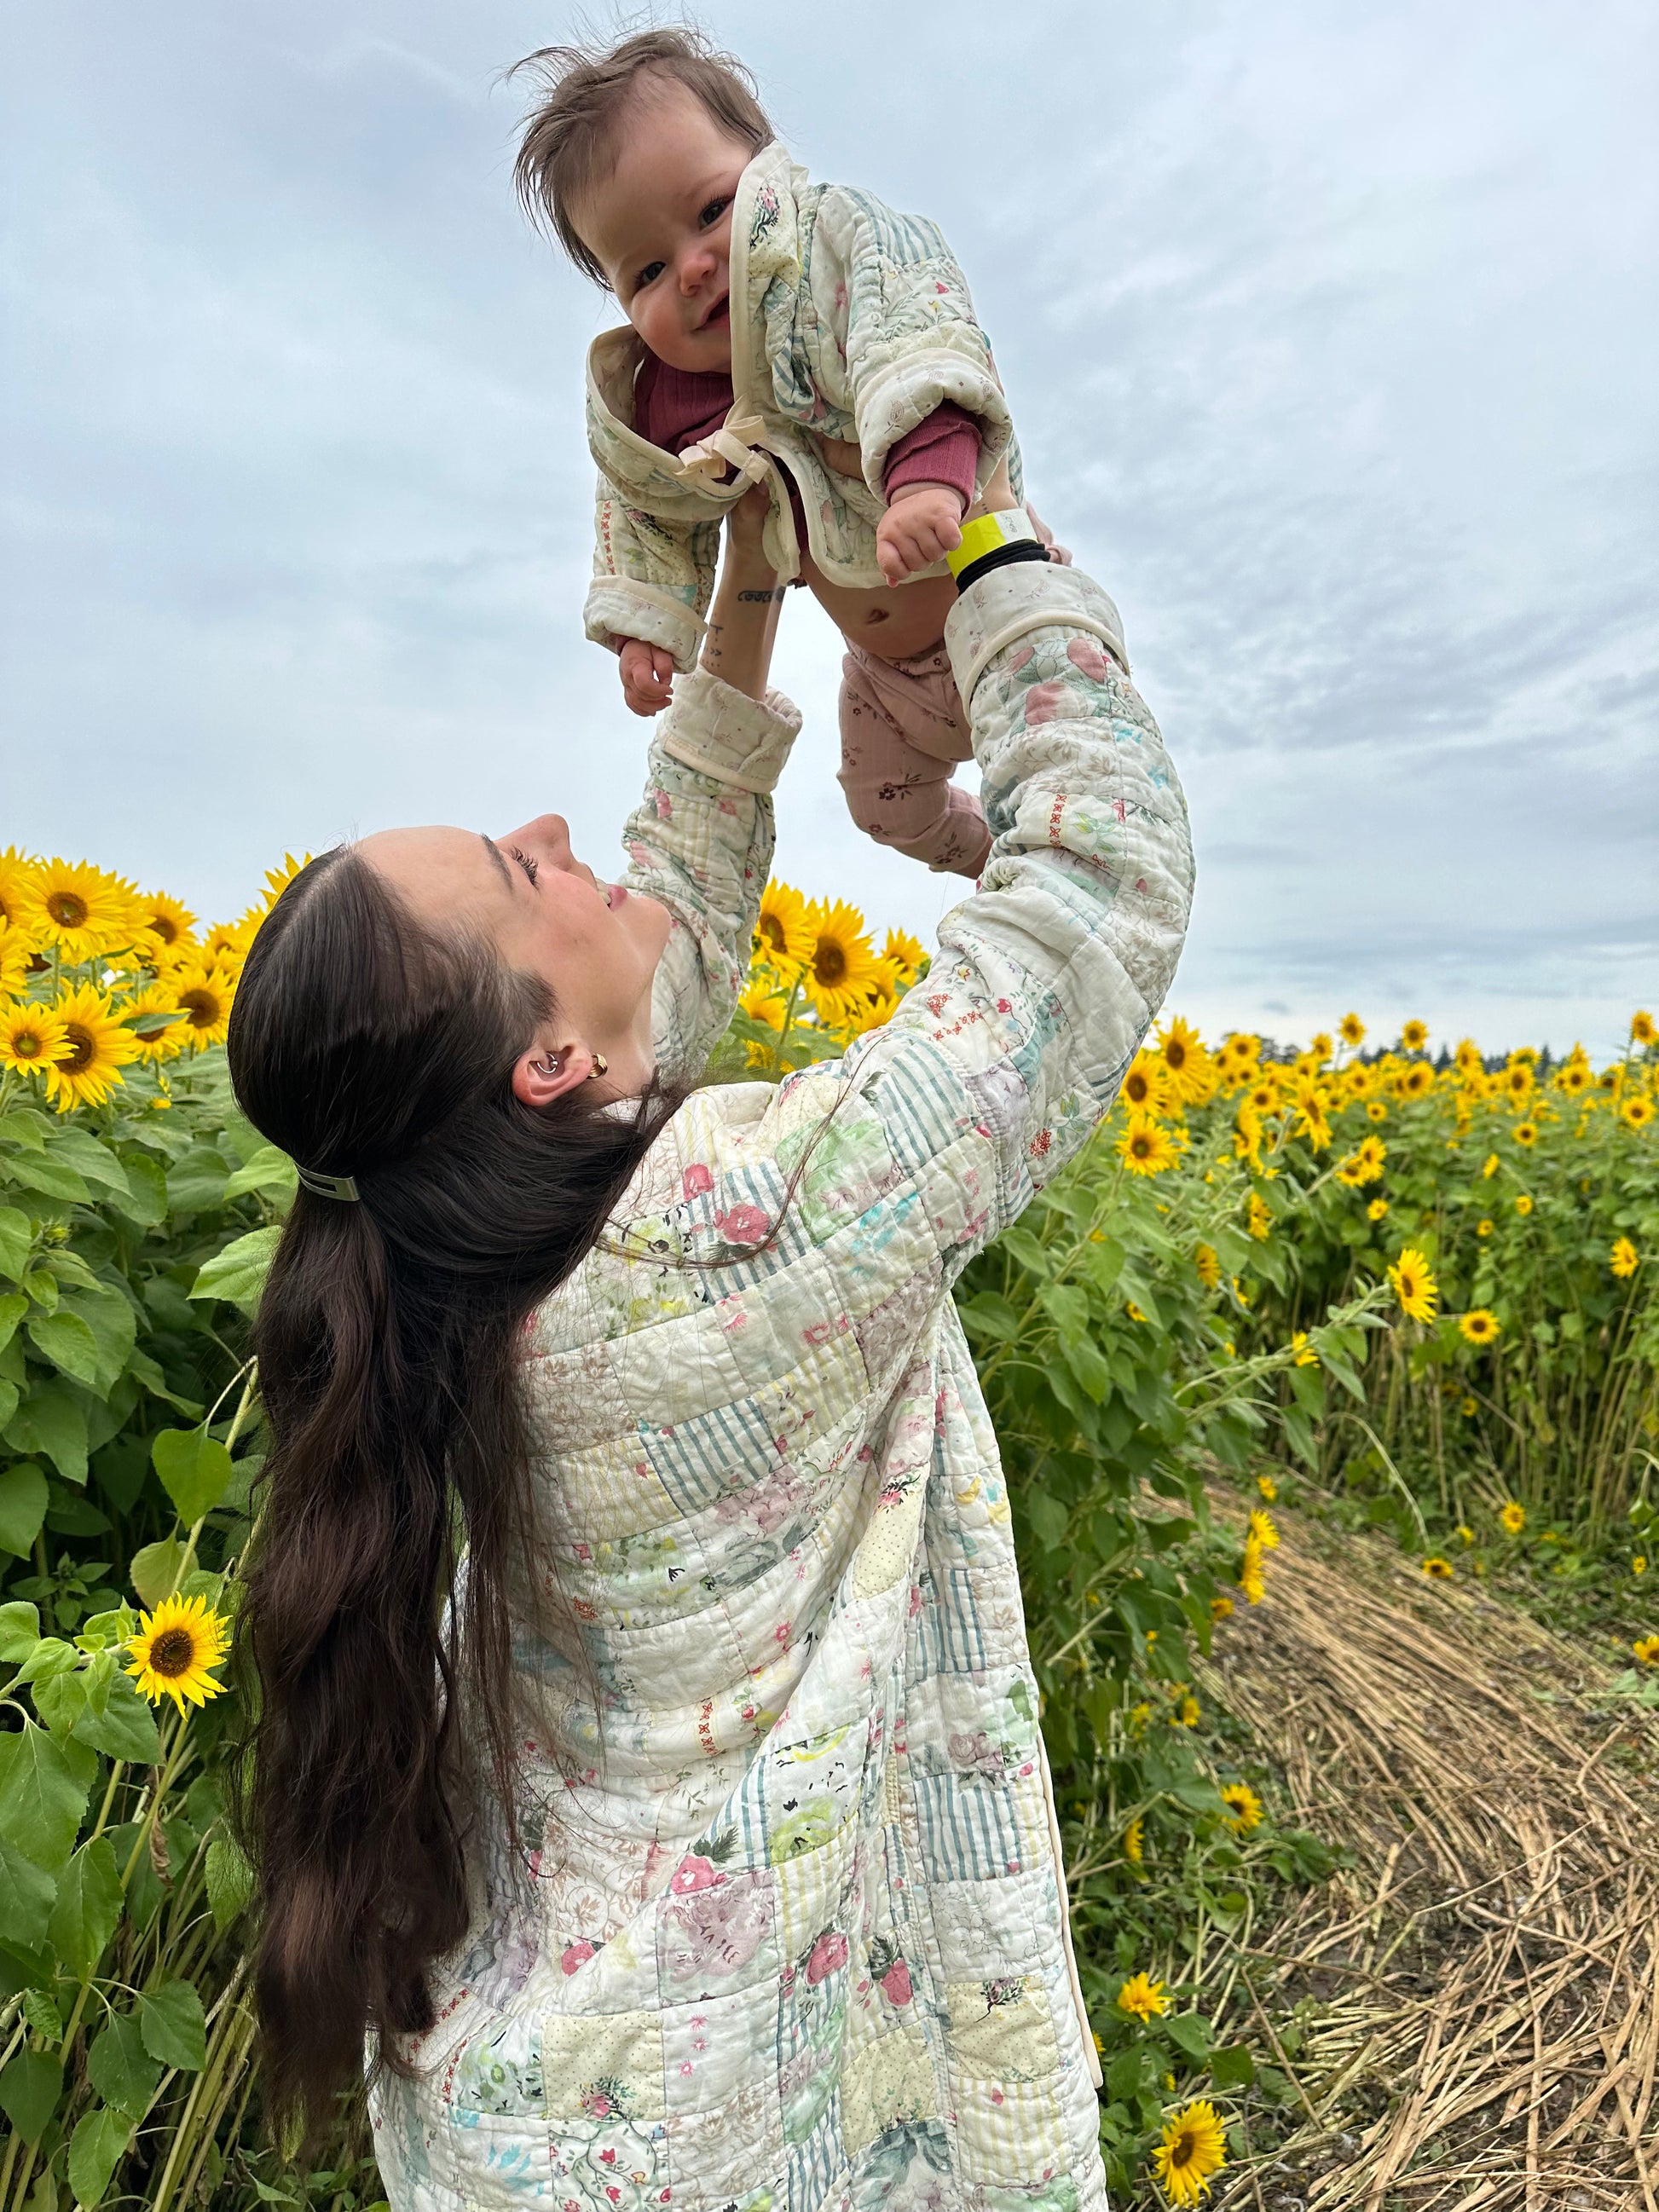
left=511, top=23, right=775, bottom=288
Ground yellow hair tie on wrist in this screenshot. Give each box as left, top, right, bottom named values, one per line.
left=946, top=506, right=1043, bottom=585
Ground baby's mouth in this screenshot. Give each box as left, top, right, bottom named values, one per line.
left=701, top=296, right=730, bottom=330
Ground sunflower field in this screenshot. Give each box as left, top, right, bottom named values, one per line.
left=0, top=846, right=1655, bottom=2208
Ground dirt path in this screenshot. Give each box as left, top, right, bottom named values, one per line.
left=1195, top=1501, right=1659, bottom=2210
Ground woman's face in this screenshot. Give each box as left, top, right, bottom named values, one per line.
left=359, top=812, right=671, bottom=1101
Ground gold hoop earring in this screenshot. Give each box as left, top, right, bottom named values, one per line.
left=587, top=1054, right=608, bottom=1079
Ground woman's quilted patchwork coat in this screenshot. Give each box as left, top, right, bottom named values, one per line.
left=369, top=560, right=1194, bottom=2212
left=583, top=139, right=1021, bottom=672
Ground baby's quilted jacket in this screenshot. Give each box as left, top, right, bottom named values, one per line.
left=585, top=140, right=1020, bottom=672
left=369, top=560, right=1191, bottom=2212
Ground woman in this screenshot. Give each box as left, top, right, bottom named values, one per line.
left=228, top=485, right=1193, bottom=2212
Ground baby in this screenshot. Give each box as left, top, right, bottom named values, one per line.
left=514, top=28, right=1061, bottom=878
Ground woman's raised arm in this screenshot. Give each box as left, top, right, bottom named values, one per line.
left=829, top=555, right=1194, bottom=1270
left=618, top=492, right=802, bottom=1081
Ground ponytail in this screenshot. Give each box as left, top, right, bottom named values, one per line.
left=227, top=848, right=678, bottom=2135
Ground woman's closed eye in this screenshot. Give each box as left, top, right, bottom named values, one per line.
left=508, top=846, right=540, bottom=887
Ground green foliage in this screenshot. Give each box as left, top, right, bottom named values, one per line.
left=0, top=1052, right=280, bottom=2210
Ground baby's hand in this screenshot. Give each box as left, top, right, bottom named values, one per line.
left=876, top=483, right=964, bottom=586
left=617, top=638, right=674, bottom=717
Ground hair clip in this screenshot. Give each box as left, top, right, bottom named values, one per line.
left=295, top=1164, right=361, bottom=1202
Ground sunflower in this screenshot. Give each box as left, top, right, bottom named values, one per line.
left=1633, top=1556, right=1647, bottom=1576
left=842, top=990, right=898, bottom=1040
left=1367, top=1100, right=1388, bottom=1123
left=41, top=984, right=142, bottom=1112
left=1243, top=1077, right=1280, bottom=1118
left=125, top=1593, right=230, bottom=1712
left=1123, top=1817, right=1145, bottom=1866
left=1621, top=1094, right=1655, bottom=1132
left=1117, top=1113, right=1180, bottom=1176
left=1335, top=1154, right=1367, bottom=1189
left=1246, top=1191, right=1271, bottom=1242
left=1499, top=1500, right=1526, bottom=1536
left=132, top=890, right=199, bottom=967
left=1633, top=1636, right=1659, bottom=1666
left=121, top=981, right=190, bottom=1064
left=1257, top=1474, right=1277, bottom=1502
left=1121, top=1051, right=1174, bottom=1116
left=1400, top=1019, right=1429, bottom=1052
left=1194, top=1242, right=1221, bottom=1289
left=1116, top=1971, right=1169, bottom=2023
left=1176, top=1694, right=1200, bottom=1727
left=1631, top=1011, right=1656, bottom=1047
left=1388, top=1246, right=1438, bottom=1323
left=1477, top=1217, right=1494, bottom=1237
left=1514, top=1193, right=1534, bottom=1216
left=1556, top=1060, right=1592, bottom=1097
left=1217, top=1031, right=1260, bottom=1072
left=169, top=964, right=236, bottom=1049
left=260, top=852, right=312, bottom=910
left=798, top=900, right=880, bottom=1025
left=1399, top=1063, right=1434, bottom=1100
left=1513, top=1120, right=1539, bottom=1146
left=1356, top=1135, right=1386, bottom=1181
left=737, top=976, right=787, bottom=1034
left=15, top=858, right=138, bottom=964
left=199, top=921, right=253, bottom=975
left=751, top=879, right=813, bottom=977
left=1219, top=1782, right=1263, bottom=1833
left=1156, top=1015, right=1212, bottom=1105
left=1502, top=1063, right=1534, bottom=1105
left=1248, top=1508, right=1280, bottom=1552
left=0, top=922, right=38, bottom=998
left=1239, top=1535, right=1267, bottom=1605
left=1459, top=1308, right=1500, bottom=1346
left=0, top=847, right=43, bottom=939
left=1211, top=1595, right=1234, bottom=1621
left=1292, top=1331, right=1319, bottom=1367
left=1457, top=1524, right=1476, bottom=1545
left=1611, top=1236, right=1639, bottom=1279
left=1153, top=2099, right=1228, bottom=2204
left=0, top=1002, right=70, bottom=1079
left=1339, top=1011, right=1366, bottom=1047
left=1461, top=1398, right=1477, bottom=1417
left=1421, top=1556, right=1454, bottom=1580
left=881, top=927, right=928, bottom=983
left=1367, top=1198, right=1389, bottom=1222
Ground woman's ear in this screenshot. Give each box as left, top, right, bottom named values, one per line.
left=512, top=1042, right=594, bottom=1109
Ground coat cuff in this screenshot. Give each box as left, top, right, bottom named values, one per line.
left=584, top=579, right=706, bottom=673
left=655, top=667, right=803, bottom=794
left=944, top=561, right=1130, bottom=710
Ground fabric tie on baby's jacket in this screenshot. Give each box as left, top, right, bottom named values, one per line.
left=672, top=408, right=772, bottom=488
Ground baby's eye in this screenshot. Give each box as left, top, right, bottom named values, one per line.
left=634, top=259, right=665, bottom=291
left=698, top=197, right=730, bottom=228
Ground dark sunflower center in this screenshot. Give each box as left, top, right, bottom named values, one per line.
left=760, top=914, right=785, bottom=954
left=61, top=1022, right=95, bottom=1072
left=14, top=1028, right=43, bottom=1060
left=48, top=892, right=88, bottom=928
left=149, top=1627, right=196, bottom=1677
left=179, top=989, right=218, bottom=1030
left=814, top=943, right=847, bottom=988
left=1171, top=2133, right=1196, bottom=2168
left=1165, top=1041, right=1187, bottom=1069
left=152, top=915, right=179, bottom=944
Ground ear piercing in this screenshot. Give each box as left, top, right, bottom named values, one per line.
left=533, top=1052, right=608, bottom=1079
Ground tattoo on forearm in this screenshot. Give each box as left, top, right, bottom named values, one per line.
left=737, top=586, right=788, bottom=602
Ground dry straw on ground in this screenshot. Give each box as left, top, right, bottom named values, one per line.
left=1198, top=1501, right=1659, bottom=2210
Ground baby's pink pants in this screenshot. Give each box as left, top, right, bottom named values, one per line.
left=837, top=640, right=991, bottom=878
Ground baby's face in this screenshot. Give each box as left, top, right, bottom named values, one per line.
left=575, top=82, right=750, bottom=373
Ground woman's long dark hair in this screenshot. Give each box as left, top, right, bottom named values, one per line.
left=225, top=847, right=677, bottom=2137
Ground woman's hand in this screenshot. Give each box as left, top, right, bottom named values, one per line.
left=724, top=482, right=775, bottom=555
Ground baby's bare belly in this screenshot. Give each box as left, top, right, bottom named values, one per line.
left=799, top=553, right=957, bottom=662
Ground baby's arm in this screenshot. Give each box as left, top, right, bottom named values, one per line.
left=875, top=401, right=983, bottom=586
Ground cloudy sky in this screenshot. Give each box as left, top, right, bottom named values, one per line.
left=4, top=1, right=1655, bottom=1056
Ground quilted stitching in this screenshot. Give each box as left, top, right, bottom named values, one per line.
left=369, top=575, right=1193, bottom=2210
